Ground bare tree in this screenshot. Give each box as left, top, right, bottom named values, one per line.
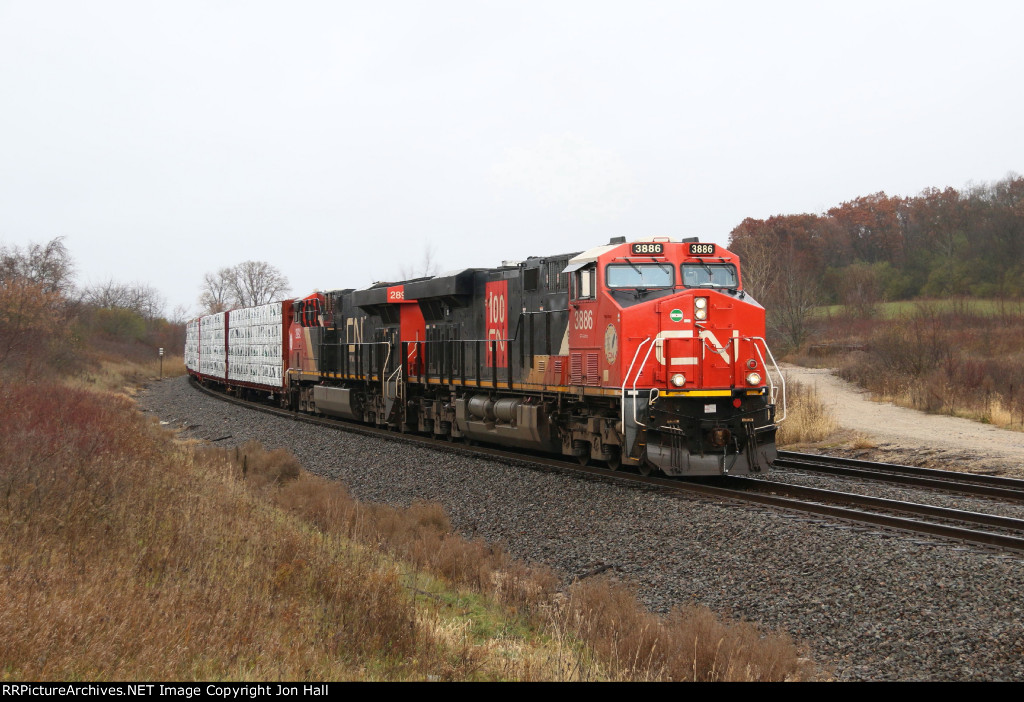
left=769, top=263, right=821, bottom=350
left=0, top=236, right=75, bottom=295
left=730, top=233, right=776, bottom=304
left=169, top=304, right=193, bottom=325
left=399, top=242, right=440, bottom=280
left=230, top=260, right=290, bottom=306
left=839, top=262, right=881, bottom=319
left=731, top=231, right=821, bottom=350
left=199, top=267, right=235, bottom=313
left=198, top=261, right=290, bottom=312
left=82, top=279, right=166, bottom=320
left=0, top=279, right=65, bottom=367
left=0, top=237, right=75, bottom=371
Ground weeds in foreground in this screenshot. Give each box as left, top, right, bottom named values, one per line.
left=0, top=382, right=421, bottom=680
left=0, top=380, right=812, bottom=681
left=216, top=442, right=811, bottom=681
left=561, top=579, right=805, bottom=681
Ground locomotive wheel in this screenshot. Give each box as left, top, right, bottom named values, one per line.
left=577, top=453, right=590, bottom=467
left=605, top=449, right=621, bottom=471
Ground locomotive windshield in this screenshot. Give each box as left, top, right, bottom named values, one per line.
left=681, top=263, right=738, bottom=289
left=606, top=262, right=674, bottom=288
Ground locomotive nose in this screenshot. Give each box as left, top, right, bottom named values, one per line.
left=708, top=427, right=731, bottom=448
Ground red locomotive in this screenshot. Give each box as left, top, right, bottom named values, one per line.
left=186, top=237, right=783, bottom=476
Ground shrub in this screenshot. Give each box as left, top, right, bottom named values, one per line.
left=776, top=378, right=839, bottom=446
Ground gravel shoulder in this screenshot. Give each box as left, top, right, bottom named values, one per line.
left=139, top=376, right=1024, bottom=681
left=782, top=363, right=1024, bottom=476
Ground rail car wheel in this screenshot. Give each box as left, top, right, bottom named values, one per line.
left=637, top=462, right=652, bottom=477
left=573, top=439, right=590, bottom=466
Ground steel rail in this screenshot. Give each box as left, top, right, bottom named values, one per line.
left=774, top=451, right=1024, bottom=502
left=186, top=378, right=1024, bottom=554
left=736, top=476, right=1024, bottom=533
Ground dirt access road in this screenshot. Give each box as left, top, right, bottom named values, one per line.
left=782, top=364, right=1024, bottom=477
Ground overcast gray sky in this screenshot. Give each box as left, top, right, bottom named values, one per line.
left=2, top=0, right=1021, bottom=315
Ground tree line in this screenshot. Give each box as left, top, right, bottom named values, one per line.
left=0, top=234, right=300, bottom=376
left=728, top=173, right=1024, bottom=347
left=0, top=237, right=189, bottom=373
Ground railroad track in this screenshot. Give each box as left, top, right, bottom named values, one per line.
left=774, top=450, right=1024, bottom=503
left=187, top=378, right=1024, bottom=556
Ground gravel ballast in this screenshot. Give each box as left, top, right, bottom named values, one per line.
left=140, top=376, right=1024, bottom=681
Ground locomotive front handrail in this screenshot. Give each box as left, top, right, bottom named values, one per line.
left=621, top=336, right=652, bottom=435
left=749, top=337, right=786, bottom=423
left=631, top=338, right=658, bottom=429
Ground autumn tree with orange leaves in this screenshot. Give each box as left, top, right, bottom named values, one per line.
left=729, top=173, right=1024, bottom=347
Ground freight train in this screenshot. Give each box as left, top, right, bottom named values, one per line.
left=185, top=237, right=784, bottom=476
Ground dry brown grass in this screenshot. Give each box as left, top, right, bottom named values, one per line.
left=67, top=354, right=187, bottom=398
left=0, top=382, right=426, bottom=680
left=0, top=375, right=814, bottom=681
left=211, top=443, right=812, bottom=681
left=776, top=378, right=840, bottom=446
left=820, top=302, right=1024, bottom=431
left=210, top=441, right=562, bottom=615
left=558, top=578, right=808, bottom=681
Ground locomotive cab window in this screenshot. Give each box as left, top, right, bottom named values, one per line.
left=606, top=262, right=674, bottom=289
left=571, top=265, right=595, bottom=300
left=681, top=263, right=738, bottom=289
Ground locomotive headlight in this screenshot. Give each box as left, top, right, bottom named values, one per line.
left=694, top=297, right=708, bottom=320
left=670, top=373, right=686, bottom=387
left=746, top=372, right=762, bottom=386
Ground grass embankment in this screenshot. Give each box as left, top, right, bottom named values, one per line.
left=69, top=353, right=186, bottom=395
left=0, top=375, right=811, bottom=681
left=802, top=299, right=1024, bottom=431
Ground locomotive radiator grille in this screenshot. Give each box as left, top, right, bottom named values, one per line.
left=570, top=353, right=583, bottom=385
left=586, top=353, right=600, bottom=386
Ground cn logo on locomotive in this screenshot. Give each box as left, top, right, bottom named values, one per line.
left=485, top=280, right=508, bottom=366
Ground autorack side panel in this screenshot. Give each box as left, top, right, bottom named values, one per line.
left=227, top=301, right=288, bottom=388
left=185, top=318, right=199, bottom=374
left=198, top=312, right=226, bottom=380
